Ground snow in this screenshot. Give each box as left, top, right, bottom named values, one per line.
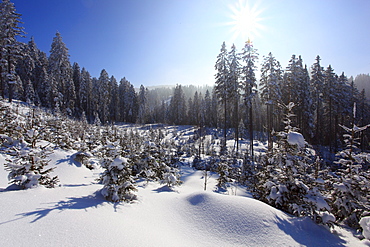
left=287, top=131, right=306, bottom=148
left=0, top=149, right=368, bottom=246
left=360, top=217, right=370, bottom=240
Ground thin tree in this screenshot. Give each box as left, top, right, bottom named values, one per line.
left=214, top=42, right=229, bottom=153
left=240, top=39, right=258, bottom=159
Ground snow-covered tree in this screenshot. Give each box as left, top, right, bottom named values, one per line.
left=137, top=85, right=149, bottom=124
left=240, top=39, right=258, bottom=159
left=5, top=143, right=59, bottom=189
left=330, top=104, right=370, bottom=229
left=96, top=69, right=110, bottom=124
left=0, top=0, right=25, bottom=102
left=254, top=102, right=333, bottom=226
left=168, top=84, right=186, bottom=125
left=228, top=44, right=241, bottom=151
left=214, top=42, right=230, bottom=152
left=48, top=32, right=74, bottom=111
left=108, top=75, right=119, bottom=123
left=100, top=143, right=137, bottom=202
left=79, top=67, right=92, bottom=120
left=118, top=77, right=137, bottom=123
left=260, top=52, right=283, bottom=150
left=72, top=62, right=82, bottom=115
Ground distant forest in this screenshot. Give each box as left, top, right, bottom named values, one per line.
left=1, top=0, right=369, bottom=153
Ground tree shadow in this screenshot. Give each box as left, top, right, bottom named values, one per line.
left=14, top=191, right=108, bottom=223
left=276, top=215, right=347, bottom=246
left=55, top=155, right=82, bottom=167
left=153, top=185, right=178, bottom=193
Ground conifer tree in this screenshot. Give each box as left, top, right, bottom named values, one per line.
left=137, top=85, right=149, bottom=123
left=310, top=56, right=325, bottom=144
left=169, top=84, right=186, bottom=125
left=97, top=69, right=110, bottom=124
left=260, top=52, right=282, bottom=150
left=72, top=62, right=82, bottom=115
left=228, top=44, right=241, bottom=152
left=109, top=75, right=119, bottom=123
left=0, top=0, right=25, bottom=102
left=48, top=32, right=74, bottom=111
left=240, top=39, right=258, bottom=159
left=330, top=104, right=370, bottom=228
left=323, top=65, right=337, bottom=152
left=79, top=67, right=92, bottom=120
left=214, top=42, right=229, bottom=152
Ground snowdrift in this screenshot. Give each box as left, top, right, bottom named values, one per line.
left=0, top=150, right=368, bottom=246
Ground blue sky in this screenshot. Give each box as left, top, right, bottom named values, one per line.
left=13, top=0, right=370, bottom=87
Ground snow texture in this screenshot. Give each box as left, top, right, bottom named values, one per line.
left=360, top=217, right=370, bottom=240
left=0, top=149, right=368, bottom=247
left=287, top=131, right=306, bottom=148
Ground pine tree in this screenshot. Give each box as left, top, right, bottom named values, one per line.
left=254, top=102, right=333, bottom=225
left=137, top=85, right=149, bottom=123
left=97, top=69, right=110, bottom=124
left=203, top=90, right=212, bottom=127
left=168, top=84, right=186, bottom=125
left=330, top=104, right=370, bottom=229
left=0, top=0, right=25, bottom=102
left=260, top=52, right=282, bottom=150
left=118, top=77, right=137, bottom=123
left=310, top=55, right=325, bottom=144
left=99, top=143, right=137, bottom=202
left=214, top=42, right=229, bottom=152
left=323, top=65, right=337, bottom=152
left=48, top=32, right=74, bottom=111
left=79, top=67, right=92, bottom=120
left=72, top=62, right=82, bottom=115
left=109, top=75, right=119, bottom=123
left=240, top=39, right=258, bottom=159
left=228, top=44, right=241, bottom=152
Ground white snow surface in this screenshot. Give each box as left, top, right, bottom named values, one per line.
left=0, top=150, right=369, bottom=247
left=360, top=217, right=370, bottom=240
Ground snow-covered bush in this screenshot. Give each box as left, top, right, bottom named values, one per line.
left=329, top=112, right=370, bottom=229
left=5, top=144, right=59, bottom=189
left=253, top=103, right=332, bottom=226
left=160, top=166, right=182, bottom=187
left=216, top=158, right=231, bottom=190
left=100, top=153, right=137, bottom=202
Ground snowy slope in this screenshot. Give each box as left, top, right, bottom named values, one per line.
left=0, top=149, right=368, bottom=247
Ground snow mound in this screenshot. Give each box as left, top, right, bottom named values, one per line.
left=287, top=131, right=306, bottom=148
left=177, top=191, right=346, bottom=246
left=360, top=216, right=370, bottom=240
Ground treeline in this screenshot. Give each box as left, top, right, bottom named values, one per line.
left=1, top=0, right=369, bottom=154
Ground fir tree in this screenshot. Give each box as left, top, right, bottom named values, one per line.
left=260, top=52, right=282, bottom=150
left=0, top=0, right=25, bottom=102
left=330, top=104, right=370, bottom=229
left=48, top=32, right=74, bottom=111
left=240, top=39, right=258, bottom=159
left=214, top=42, right=230, bottom=152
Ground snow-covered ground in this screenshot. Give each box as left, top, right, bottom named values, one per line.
left=0, top=148, right=368, bottom=246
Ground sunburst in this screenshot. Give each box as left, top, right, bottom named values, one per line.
left=226, top=0, right=265, bottom=43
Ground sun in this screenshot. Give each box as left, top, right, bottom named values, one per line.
left=226, top=0, right=265, bottom=43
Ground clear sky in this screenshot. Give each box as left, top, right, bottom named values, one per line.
left=12, top=0, right=370, bottom=87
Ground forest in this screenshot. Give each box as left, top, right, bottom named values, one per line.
left=1, top=0, right=370, bottom=240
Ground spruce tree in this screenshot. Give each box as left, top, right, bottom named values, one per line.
left=214, top=42, right=229, bottom=152
left=48, top=32, right=74, bottom=111
left=240, top=39, right=258, bottom=159
left=260, top=52, right=282, bottom=150
left=0, top=0, right=25, bottom=102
